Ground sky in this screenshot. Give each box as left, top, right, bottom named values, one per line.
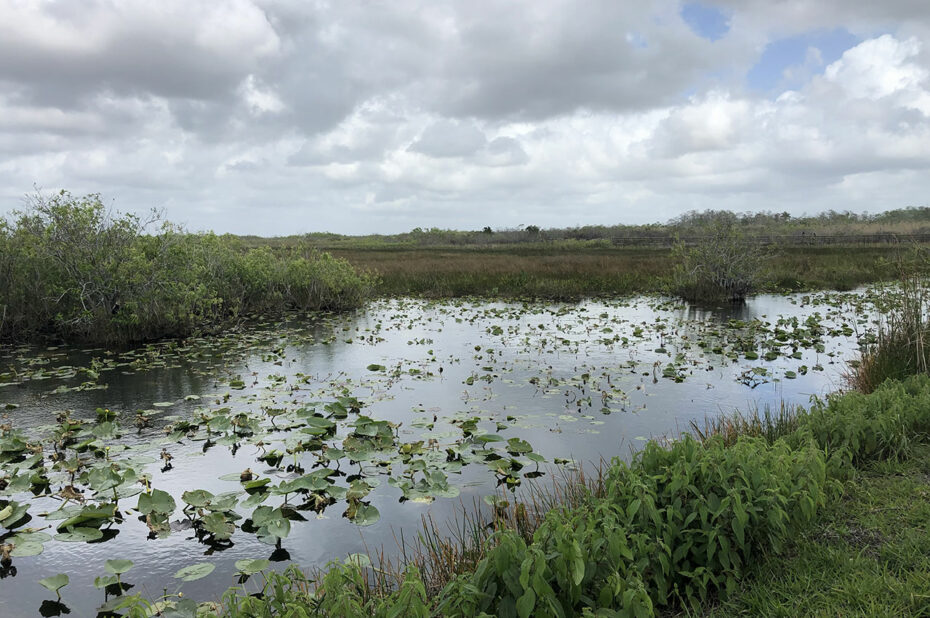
left=1, top=1, right=929, bottom=235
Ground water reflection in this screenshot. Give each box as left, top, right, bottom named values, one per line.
left=0, top=291, right=872, bottom=616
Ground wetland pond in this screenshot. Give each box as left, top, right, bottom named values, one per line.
left=0, top=291, right=878, bottom=616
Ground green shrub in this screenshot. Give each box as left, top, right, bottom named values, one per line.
left=671, top=222, right=769, bottom=303
left=0, top=191, right=374, bottom=344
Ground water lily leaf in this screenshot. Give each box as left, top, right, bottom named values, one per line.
left=181, top=489, right=214, bottom=508
left=105, top=559, right=134, bottom=575
left=235, top=558, right=270, bottom=575
left=42, top=505, right=83, bottom=521
left=240, top=492, right=268, bottom=509
left=138, top=489, right=176, bottom=515
left=0, top=501, right=29, bottom=528
left=159, top=598, right=200, bottom=618
left=505, top=438, right=533, bottom=454
left=344, top=553, right=372, bottom=568
left=10, top=541, right=44, bottom=557
left=202, top=512, right=235, bottom=540
left=243, top=478, right=271, bottom=494
left=264, top=517, right=290, bottom=539
left=173, top=562, right=215, bottom=582
left=153, top=401, right=175, bottom=408
left=250, top=506, right=276, bottom=528
left=92, top=422, right=118, bottom=439
left=57, top=504, right=117, bottom=531
left=348, top=504, right=380, bottom=526
left=56, top=526, right=104, bottom=542
left=39, top=573, right=69, bottom=593
left=94, top=574, right=119, bottom=589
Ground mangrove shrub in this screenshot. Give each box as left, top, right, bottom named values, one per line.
left=0, top=191, right=374, bottom=343
left=671, top=222, right=768, bottom=303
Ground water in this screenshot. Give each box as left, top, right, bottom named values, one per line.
left=0, top=291, right=873, bottom=616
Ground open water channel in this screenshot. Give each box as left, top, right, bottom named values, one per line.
left=0, top=291, right=876, bottom=616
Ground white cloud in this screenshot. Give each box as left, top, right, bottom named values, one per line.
left=0, top=2, right=929, bottom=234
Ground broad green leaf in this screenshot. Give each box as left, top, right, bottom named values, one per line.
left=137, top=489, right=176, bottom=515
left=105, top=559, right=134, bottom=575
left=56, top=527, right=104, bottom=542
left=39, top=573, right=69, bottom=593
left=173, top=562, right=215, bottom=582
left=351, top=504, right=380, bottom=526
left=234, top=559, right=270, bottom=575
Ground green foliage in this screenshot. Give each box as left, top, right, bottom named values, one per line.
left=210, top=375, right=930, bottom=617
left=708, top=442, right=930, bottom=617
left=672, top=221, right=769, bottom=303
left=850, top=249, right=930, bottom=393
left=0, top=191, right=374, bottom=343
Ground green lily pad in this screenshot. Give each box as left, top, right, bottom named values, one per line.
left=173, top=562, right=215, bottom=582
left=349, top=504, right=380, bottom=526
left=56, top=526, right=104, bottom=542
left=39, top=573, right=69, bottom=594
left=105, top=559, right=134, bottom=575
left=234, top=559, right=270, bottom=575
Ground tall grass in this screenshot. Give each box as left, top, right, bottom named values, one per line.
left=849, top=248, right=930, bottom=393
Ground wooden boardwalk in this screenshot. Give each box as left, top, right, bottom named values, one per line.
left=609, top=233, right=930, bottom=247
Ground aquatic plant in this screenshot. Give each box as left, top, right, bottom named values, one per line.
left=850, top=249, right=930, bottom=393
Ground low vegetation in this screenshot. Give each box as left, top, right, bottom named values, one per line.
left=849, top=248, right=930, bottom=393
left=704, top=442, right=930, bottom=617
left=205, top=375, right=930, bottom=617
left=0, top=191, right=374, bottom=344
left=247, top=206, right=930, bottom=250
left=671, top=222, right=768, bottom=303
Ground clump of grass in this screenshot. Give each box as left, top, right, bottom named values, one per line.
left=849, top=248, right=930, bottom=393
left=691, top=402, right=804, bottom=447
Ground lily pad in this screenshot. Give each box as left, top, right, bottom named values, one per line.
left=173, top=562, right=215, bottom=582
left=56, top=527, right=104, bottom=542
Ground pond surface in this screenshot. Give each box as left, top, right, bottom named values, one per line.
left=0, top=291, right=876, bottom=616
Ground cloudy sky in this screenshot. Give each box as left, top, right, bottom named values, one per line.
left=1, top=1, right=929, bottom=235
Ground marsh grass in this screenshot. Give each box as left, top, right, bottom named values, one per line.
left=690, top=402, right=804, bottom=448
left=323, top=244, right=901, bottom=300
left=849, top=248, right=930, bottom=393
left=373, top=463, right=608, bottom=598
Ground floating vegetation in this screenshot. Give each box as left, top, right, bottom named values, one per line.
left=0, top=289, right=884, bottom=615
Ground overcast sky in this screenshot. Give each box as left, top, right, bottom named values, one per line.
left=1, top=1, right=929, bottom=235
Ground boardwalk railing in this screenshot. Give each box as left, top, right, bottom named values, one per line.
left=609, top=233, right=930, bottom=247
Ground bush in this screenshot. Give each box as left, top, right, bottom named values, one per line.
left=0, top=191, right=374, bottom=344
left=671, top=222, right=769, bottom=303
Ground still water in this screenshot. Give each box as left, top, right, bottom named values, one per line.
left=0, top=291, right=872, bottom=616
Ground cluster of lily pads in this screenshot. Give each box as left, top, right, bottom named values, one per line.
left=0, top=288, right=885, bottom=615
